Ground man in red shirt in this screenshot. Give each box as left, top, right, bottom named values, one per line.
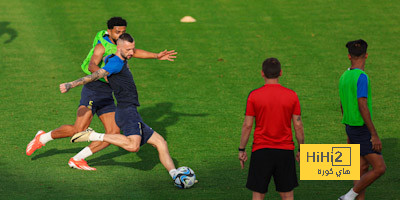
left=239, top=58, right=305, bottom=200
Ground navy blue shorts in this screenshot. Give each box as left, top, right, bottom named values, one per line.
left=345, top=124, right=381, bottom=156
left=115, top=106, right=154, bottom=146
left=79, top=85, right=116, bottom=116
left=246, top=148, right=298, bottom=193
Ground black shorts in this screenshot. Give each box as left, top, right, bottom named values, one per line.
left=246, top=148, right=298, bottom=193
left=115, top=106, right=154, bottom=146
left=345, top=124, right=381, bottom=156
left=79, top=85, right=116, bottom=116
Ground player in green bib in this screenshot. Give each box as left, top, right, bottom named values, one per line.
left=338, top=40, right=386, bottom=200
left=26, top=17, right=178, bottom=171
left=81, top=29, right=117, bottom=83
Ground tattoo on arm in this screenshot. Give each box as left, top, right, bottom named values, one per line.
left=65, top=83, right=72, bottom=92
left=71, top=69, right=110, bottom=88
left=296, top=116, right=301, bottom=121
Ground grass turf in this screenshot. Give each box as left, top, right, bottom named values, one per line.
left=0, top=0, right=399, bottom=199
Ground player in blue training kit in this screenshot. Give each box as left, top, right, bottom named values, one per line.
left=26, top=17, right=177, bottom=171
left=59, top=33, right=179, bottom=181
left=102, top=54, right=155, bottom=146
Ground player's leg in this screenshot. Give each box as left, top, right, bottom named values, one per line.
left=48, top=85, right=97, bottom=141
left=354, top=156, right=369, bottom=200
left=88, top=112, right=120, bottom=153
left=147, top=131, right=176, bottom=172
left=71, top=105, right=141, bottom=152
left=339, top=125, right=380, bottom=200
left=278, top=191, right=294, bottom=200
left=52, top=106, right=93, bottom=138
left=69, top=132, right=138, bottom=171
left=69, top=111, right=119, bottom=170
left=246, top=149, right=273, bottom=200
left=353, top=154, right=386, bottom=193
left=26, top=105, right=93, bottom=156
left=252, top=192, right=265, bottom=200
left=345, top=125, right=386, bottom=195
left=274, top=149, right=298, bottom=200
left=89, top=133, right=141, bottom=152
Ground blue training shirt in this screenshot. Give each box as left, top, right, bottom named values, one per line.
left=357, top=73, right=368, bottom=98
left=102, top=54, right=140, bottom=107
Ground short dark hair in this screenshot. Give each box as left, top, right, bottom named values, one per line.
left=262, top=58, right=281, bottom=78
left=118, top=33, right=134, bottom=43
left=346, top=39, right=368, bottom=57
left=107, top=17, right=127, bottom=29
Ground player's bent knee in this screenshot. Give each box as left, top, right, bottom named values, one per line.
left=375, top=164, right=386, bottom=176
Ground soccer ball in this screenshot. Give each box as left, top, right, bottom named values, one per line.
left=173, top=166, right=196, bottom=189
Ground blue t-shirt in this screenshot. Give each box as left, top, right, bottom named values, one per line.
left=103, top=54, right=125, bottom=75
left=357, top=73, right=368, bottom=98
left=103, top=54, right=140, bottom=107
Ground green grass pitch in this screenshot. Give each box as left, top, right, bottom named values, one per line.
left=0, top=0, right=399, bottom=199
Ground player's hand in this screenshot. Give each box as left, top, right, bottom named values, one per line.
left=371, top=135, right=382, bottom=152
left=104, top=76, right=109, bottom=83
left=59, top=82, right=72, bottom=93
left=296, top=151, right=300, bottom=163
left=156, top=49, right=177, bottom=61
left=238, top=151, right=247, bottom=169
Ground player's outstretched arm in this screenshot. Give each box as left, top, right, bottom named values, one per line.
left=60, top=69, right=110, bottom=93
left=133, top=49, right=177, bottom=61
left=292, top=114, right=304, bottom=162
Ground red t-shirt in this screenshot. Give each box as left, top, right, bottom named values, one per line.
left=245, top=84, right=301, bottom=152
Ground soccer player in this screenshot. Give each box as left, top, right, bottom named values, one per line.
left=338, top=39, right=386, bottom=200
left=238, top=58, right=304, bottom=200
left=26, top=17, right=177, bottom=171
left=59, top=33, right=178, bottom=180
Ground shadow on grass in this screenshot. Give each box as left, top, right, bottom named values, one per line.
left=0, top=22, right=17, bottom=44
left=31, top=147, right=84, bottom=160
left=87, top=102, right=208, bottom=170
left=88, top=146, right=178, bottom=171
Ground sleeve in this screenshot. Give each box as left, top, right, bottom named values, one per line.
left=102, top=57, right=123, bottom=76
left=357, top=74, right=368, bottom=98
left=245, top=92, right=256, bottom=116
left=293, top=93, right=301, bottom=115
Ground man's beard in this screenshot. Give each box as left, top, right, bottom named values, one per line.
left=121, top=52, right=129, bottom=60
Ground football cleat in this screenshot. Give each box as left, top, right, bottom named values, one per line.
left=68, top=158, right=96, bottom=171
left=26, top=130, right=46, bottom=156
left=70, top=128, right=93, bottom=143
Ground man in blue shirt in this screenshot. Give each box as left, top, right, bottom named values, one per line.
left=26, top=17, right=177, bottom=171
left=60, top=33, right=178, bottom=180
